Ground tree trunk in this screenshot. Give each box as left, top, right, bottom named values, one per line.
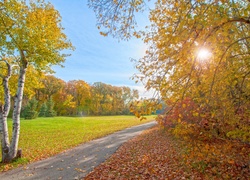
left=0, top=61, right=12, bottom=163
left=1, top=61, right=27, bottom=163
left=11, top=65, right=27, bottom=159
left=0, top=109, right=11, bottom=163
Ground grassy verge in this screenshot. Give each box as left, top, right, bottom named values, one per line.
left=0, top=115, right=155, bottom=171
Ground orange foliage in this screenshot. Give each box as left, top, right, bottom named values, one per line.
left=85, top=126, right=250, bottom=179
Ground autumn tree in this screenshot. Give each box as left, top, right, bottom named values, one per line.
left=0, top=0, right=73, bottom=162
left=65, top=80, right=91, bottom=116
left=90, top=82, right=111, bottom=115
left=32, top=74, right=65, bottom=116
left=139, top=0, right=250, bottom=141
left=90, top=0, right=250, bottom=142
left=120, top=87, right=139, bottom=114
left=53, top=90, right=76, bottom=116
left=90, top=82, right=138, bottom=115
left=37, top=75, right=65, bottom=101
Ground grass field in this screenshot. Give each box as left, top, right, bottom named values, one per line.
left=0, top=115, right=155, bottom=171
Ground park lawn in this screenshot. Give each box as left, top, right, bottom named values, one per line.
left=0, top=115, right=155, bottom=171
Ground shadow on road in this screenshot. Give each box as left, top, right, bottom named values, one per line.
left=0, top=121, right=157, bottom=180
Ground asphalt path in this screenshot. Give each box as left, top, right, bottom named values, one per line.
left=0, top=121, right=157, bottom=180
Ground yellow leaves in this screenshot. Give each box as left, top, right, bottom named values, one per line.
left=193, top=112, right=199, bottom=117
left=226, top=129, right=250, bottom=143
left=100, top=31, right=108, bottom=36
left=211, top=111, right=216, bottom=118
left=1, top=0, right=74, bottom=73
left=133, top=32, right=141, bottom=39
left=136, top=0, right=250, bottom=145
left=63, top=95, right=76, bottom=108
left=75, top=168, right=86, bottom=173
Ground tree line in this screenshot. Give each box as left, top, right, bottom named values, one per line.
left=19, top=73, right=139, bottom=118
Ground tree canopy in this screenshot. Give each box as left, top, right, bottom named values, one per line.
left=90, top=0, right=250, bottom=142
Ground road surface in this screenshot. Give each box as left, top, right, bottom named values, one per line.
left=0, top=121, right=157, bottom=180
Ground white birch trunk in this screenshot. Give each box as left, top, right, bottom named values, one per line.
left=0, top=56, right=27, bottom=163
left=0, top=61, right=12, bottom=163
left=9, top=65, right=27, bottom=160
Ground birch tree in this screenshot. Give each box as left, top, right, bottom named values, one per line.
left=0, top=0, right=73, bottom=163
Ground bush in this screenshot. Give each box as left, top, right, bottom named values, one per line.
left=157, top=97, right=250, bottom=143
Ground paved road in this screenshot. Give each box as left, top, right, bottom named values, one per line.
left=0, top=121, right=157, bottom=180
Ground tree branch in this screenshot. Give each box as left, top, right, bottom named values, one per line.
left=203, top=17, right=250, bottom=44
left=209, top=36, right=250, bottom=99
left=228, top=17, right=250, bottom=24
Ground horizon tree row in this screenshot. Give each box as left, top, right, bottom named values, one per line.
left=19, top=74, right=140, bottom=117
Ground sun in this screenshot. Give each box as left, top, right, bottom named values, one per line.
left=197, top=49, right=211, bottom=61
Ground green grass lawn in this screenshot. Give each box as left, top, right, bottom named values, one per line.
left=0, top=115, right=155, bottom=171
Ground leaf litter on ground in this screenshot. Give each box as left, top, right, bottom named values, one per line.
left=85, top=126, right=250, bottom=180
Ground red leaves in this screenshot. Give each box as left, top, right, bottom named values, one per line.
left=157, top=98, right=202, bottom=130
left=85, top=126, right=250, bottom=179
left=157, top=97, right=250, bottom=144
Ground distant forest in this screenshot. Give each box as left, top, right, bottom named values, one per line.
left=18, top=74, right=141, bottom=118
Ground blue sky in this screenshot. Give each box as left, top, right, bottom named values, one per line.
left=48, top=0, right=152, bottom=97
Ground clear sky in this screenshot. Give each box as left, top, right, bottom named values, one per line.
left=48, top=0, right=152, bottom=97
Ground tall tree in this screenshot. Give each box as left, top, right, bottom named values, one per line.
left=135, top=0, right=250, bottom=140
left=38, top=75, right=65, bottom=100
left=90, top=0, right=250, bottom=141
left=66, top=80, right=91, bottom=116
left=53, top=90, right=76, bottom=116
left=0, top=0, right=73, bottom=162
left=90, top=82, right=109, bottom=115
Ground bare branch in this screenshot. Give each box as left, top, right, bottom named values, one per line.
left=88, top=0, right=146, bottom=39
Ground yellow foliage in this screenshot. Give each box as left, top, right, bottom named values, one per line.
left=130, top=0, right=250, bottom=142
